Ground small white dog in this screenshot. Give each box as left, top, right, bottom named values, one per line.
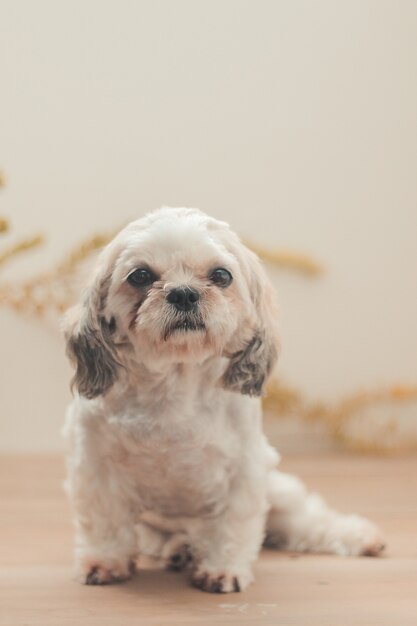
left=64, top=207, right=385, bottom=593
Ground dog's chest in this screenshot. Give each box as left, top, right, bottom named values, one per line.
left=129, top=437, right=234, bottom=517
left=103, top=404, right=240, bottom=518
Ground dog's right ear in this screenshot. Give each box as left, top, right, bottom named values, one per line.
left=64, top=274, right=120, bottom=400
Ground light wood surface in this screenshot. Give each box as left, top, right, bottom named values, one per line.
left=1, top=453, right=416, bottom=625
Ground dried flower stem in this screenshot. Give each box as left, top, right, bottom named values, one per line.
left=0, top=235, right=44, bottom=268
left=245, top=240, right=323, bottom=275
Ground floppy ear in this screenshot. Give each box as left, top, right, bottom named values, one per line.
left=64, top=273, right=120, bottom=400
left=222, top=248, right=279, bottom=397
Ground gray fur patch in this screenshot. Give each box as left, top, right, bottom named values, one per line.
left=222, top=332, right=277, bottom=397
left=67, top=317, right=120, bottom=399
left=66, top=275, right=120, bottom=399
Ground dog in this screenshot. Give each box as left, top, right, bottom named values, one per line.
left=63, top=207, right=385, bottom=593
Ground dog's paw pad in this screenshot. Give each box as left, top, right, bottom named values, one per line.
left=167, top=549, right=193, bottom=572
left=191, top=570, right=252, bottom=593
left=85, top=566, right=106, bottom=585
left=81, top=560, right=135, bottom=585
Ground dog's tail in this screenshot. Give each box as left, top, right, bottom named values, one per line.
left=264, top=469, right=385, bottom=557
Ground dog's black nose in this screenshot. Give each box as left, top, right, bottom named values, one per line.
left=166, top=287, right=200, bottom=311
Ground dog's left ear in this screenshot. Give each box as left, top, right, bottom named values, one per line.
left=222, top=247, right=279, bottom=397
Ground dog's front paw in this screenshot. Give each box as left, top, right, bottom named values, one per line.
left=76, top=557, right=136, bottom=585
left=191, top=568, right=253, bottom=593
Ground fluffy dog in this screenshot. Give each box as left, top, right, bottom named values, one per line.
left=63, top=207, right=385, bottom=593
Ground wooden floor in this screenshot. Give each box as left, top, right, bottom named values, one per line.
left=1, top=453, right=416, bottom=626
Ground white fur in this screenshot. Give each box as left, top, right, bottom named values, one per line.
left=63, top=207, right=385, bottom=593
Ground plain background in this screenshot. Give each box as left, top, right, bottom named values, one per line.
left=1, top=0, right=416, bottom=451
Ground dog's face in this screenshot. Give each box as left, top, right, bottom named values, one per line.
left=65, top=208, right=279, bottom=399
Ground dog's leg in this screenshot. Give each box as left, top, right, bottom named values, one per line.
left=66, top=460, right=138, bottom=585
left=189, top=486, right=268, bottom=593
left=265, top=470, right=385, bottom=556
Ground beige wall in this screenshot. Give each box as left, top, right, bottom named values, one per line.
left=1, top=0, right=416, bottom=451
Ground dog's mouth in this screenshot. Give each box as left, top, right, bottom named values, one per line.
left=163, top=317, right=206, bottom=341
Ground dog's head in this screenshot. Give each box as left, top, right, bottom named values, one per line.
left=64, top=208, right=279, bottom=399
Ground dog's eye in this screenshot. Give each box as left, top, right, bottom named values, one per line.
left=209, top=268, right=233, bottom=287
left=127, top=268, right=157, bottom=287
